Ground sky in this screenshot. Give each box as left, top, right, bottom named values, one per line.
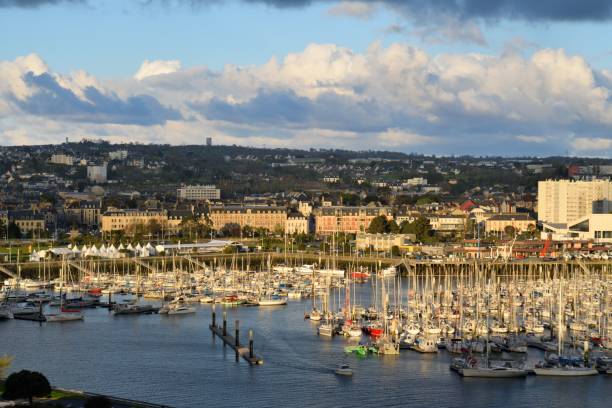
left=1, top=0, right=612, bottom=157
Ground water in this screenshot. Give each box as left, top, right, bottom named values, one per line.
left=1, top=288, right=609, bottom=408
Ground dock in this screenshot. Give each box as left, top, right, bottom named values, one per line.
left=209, top=309, right=263, bottom=365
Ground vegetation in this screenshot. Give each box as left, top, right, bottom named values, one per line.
left=0, top=355, right=12, bottom=378
left=399, top=216, right=436, bottom=243
left=367, top=216, right=399, bottom=234
left=2, top=370, right=51, bottom=406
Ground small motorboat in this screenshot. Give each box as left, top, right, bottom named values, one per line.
left=167, top=305, right=196, bottom=315
left=334, top=364, right=353, bottom=376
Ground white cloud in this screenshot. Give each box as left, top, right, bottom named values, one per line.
left=134, top=59, right=182, bottom=81
left=515, top=135, right=548, bottom=144
left=377, top=129, right=437, bottom=147
left=3, top=45, right=612, bottom=156
left=571, top=137, right=612, bottom=151
left=327, top=1, right=377, bottom=20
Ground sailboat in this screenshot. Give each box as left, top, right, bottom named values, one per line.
left=454, top=276, right=526, bottom=378
left=46, top=258, right=83, bottom=323
left=534, top=276, right=597, bottom=377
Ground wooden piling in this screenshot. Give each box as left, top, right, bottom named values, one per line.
left=209, top=311, right=263, bottom=365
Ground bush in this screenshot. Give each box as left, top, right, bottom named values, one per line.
left=2, top=370, right=51, bottom=406
left=84, top=395, right=112, bottom=408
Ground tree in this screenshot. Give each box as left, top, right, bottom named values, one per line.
left=84, top=396, right=112, bottom=408
left=146, top=219, right=162, bottom=236
left=367, top=216, right=388, bottom=234
left=7, top=221, right=21, bottom=239
left=220, top=223, right=241, bottom=237
left=0, top=354, right=13, bottom=378
left=2, top=370, right=51, bottom=406
left=400, top=216, right=434, bottom=242
left=504, top=225, right=516, bottom=238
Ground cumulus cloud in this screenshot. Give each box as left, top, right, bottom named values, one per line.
left=0, top=54, right=181, bottom=126
left=134, top=59, right=182, bottom=81
left=3, top=44, right=612, bottom=156
left=571, top=137, right=612, bottom=151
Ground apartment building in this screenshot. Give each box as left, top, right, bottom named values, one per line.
left=537, top=179, right=612, bottom=225
left=285, top=212, right=310, bottom=235
left=49, top=153, right=74, bottom=166
left=101, top=209, right=168, bottom=233
left=484, top=213, right=536, bottom=234
left=64, top=201, right=101, bottom=228
left=177, top=185, right=221, bottom=201
left=314, top=206, right=393, bottom=234
left=209, top=205, right=287, bottom=232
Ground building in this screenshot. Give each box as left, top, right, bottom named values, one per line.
left=50, top=153, right=74, bottom=166
left=64, top=201, right=101, bottom=228
left=108, top=150, right=128, bottom=161
left=87, top=163, right=108, bottom=184
left=314, top=206, right=393, bottom=235
left=209, top=205, right=287, bottom=232
left=356, top=233, right=416, bottom=252
left=206, top=137, right=212, bottom=146
left=395, top=208, right=421, bottom=225
left=542, top=214, right=612, bottom=243
left=177, top=185, right=221, bottom=201
left=537, top=179, right=612, bottom=225
left=101, top=209, right=169, bottom=234
left=8, top=210, right=46, bottom=236
left=426, top=214, right=467, bottom=235
left=484, top=213, right=536, bottom=234
left=298, top=201, right=313, bottom=217
left=403, top=177, right=427, bottom=187
left=323, top=176, right=340, bottom=183
left=285, top=212, right=309, bottom=235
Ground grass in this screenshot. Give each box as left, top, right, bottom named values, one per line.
left=49, top=389, right=83, bottom=400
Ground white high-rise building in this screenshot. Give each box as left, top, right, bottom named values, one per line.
left=177, top=185, right=220, bottom=201
left=87, top=163, right=108, bottom=184
left=537, top=179, right=612, bottom=225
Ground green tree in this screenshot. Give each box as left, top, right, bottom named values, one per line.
left=388, top=220, right=400, bottom=233
left=367, top=216, right=388, bottom=233
left=400, top=216, right=434, bottom=242
left=220, top=223, right=241, bottom=237
left=2, top=370, right=51, bottom=406
left=0, top=354, right=13, bottom=378
left=7, top=221, right=21, bottom=239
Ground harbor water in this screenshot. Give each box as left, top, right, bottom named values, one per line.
left=1, top=284, right=609, bottom=408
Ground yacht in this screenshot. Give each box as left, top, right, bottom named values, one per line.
left=318, top=321, right=334, bottom=337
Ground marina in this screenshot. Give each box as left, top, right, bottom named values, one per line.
left=1, top=255, right=610, bottom=407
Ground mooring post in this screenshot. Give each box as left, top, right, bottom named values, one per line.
left=249, top=329, right=254, bottom=359
left=235, top=320, right=240, bottom=347
left=212, top=304, right=216, bottom=327
left=223, top=311, right=227, bottom=337
left=235, top=320, right=240, bottom=361
left=108, top=291, right=112, bottom=313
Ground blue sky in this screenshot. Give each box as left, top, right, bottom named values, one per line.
left=2, top=1, right=611, bottom=75
left=1, top=0, right=612, bottom=156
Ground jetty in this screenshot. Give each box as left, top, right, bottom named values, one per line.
left=209, top=308, right=263, bottom=365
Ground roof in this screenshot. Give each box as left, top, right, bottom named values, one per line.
left=487, top=213, right=534, bottom=221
